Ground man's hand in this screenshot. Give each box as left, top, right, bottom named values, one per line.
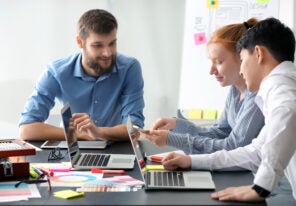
left=211, top=185, right=265, bottom=202
left=72, top=113, right=100, bottom=140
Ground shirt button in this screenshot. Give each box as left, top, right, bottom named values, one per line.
left=94, top=100, right=98, bottom=104
left=94, top=120, right=98, bottom=124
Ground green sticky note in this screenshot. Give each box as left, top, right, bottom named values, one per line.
left=257, top=0, right=269, bottom=3
left=54, top=190, right=84, bottom=199
left=203, top=109, right=217, bottom=120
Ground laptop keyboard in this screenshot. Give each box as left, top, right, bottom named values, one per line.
left=78, top=154, right=111, bottom=166
left=147, top=171, right=185, bottom=187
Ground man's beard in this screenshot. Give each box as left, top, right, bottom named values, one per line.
left=86, top=58, right=115, bottom=76
left=84, top=49, right=116, bottom=76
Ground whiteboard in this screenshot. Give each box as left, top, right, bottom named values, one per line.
left=178, top=0, right=279, bottom=114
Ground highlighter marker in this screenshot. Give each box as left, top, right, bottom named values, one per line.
left=49, top=165, right=72, bottom=172
left=29, top=166, right=39, bottom=178
left=33, top=167, right=44, bottom=177
left=91, top=168, right=125, bottom=174
left=149, top=156, right=163, bottom=163
left=39, top=167, right=54, bottom=177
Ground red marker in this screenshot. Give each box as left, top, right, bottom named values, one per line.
left=39, top=167, right=54, bottom=177
left=150, top=156, right=163, bottom=163
left=139, top=159, right=145, bottom=168
left=91, top=168, right=125, bottom=175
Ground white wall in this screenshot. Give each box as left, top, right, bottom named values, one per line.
left=0, top=0, right=295, bottom=137
left=0, top=0, right=184, bottom=136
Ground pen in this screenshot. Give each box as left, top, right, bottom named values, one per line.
left=33, top=167, right=44, bottom=177
left=91, top=168, right=125, bottom=174
left=15, top=179, right=48, bottom=188
left=39, top=167, right=54, bottom=177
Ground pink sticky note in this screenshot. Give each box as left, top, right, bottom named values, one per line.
left=194, top=32, right=207, bottom=45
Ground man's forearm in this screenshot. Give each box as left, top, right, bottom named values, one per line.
left=19, top=123, right=65, bottom=141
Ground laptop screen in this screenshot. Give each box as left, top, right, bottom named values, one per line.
left=61, top=103, right=80, bottom=162
left=126, top=116, right=146, bottom=178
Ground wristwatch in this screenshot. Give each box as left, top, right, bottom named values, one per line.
left=252, top=184, right=270, bottom=198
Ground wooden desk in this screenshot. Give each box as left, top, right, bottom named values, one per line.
left=1, top=140, right=266, bottom=206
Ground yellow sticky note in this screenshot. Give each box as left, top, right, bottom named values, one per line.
left=146, top=165, right=164, bottom=171
left=203, top=109, right=217, bottom=120
left=217, top=110, right=223, bottom=119
left=54, top=190, right=84, bottom=199
left=206, top=0, right=219, bottom=8
left=188, top=109, right=203, bottom=119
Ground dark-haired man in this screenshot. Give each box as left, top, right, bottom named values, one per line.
left=19, top=9, right=145, bottom=141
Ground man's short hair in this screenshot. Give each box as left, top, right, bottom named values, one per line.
left=237, top=17, right=295, bottom=62
left=77, top=9, right=118, bottom=40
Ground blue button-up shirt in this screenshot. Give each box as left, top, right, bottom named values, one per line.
left=19, top=52, right=145, bottom=127
left=168, top=86, right=264, bottom=154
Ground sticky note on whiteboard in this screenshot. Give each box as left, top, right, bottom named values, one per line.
left=188, top=109, right=203, bottom=119
left=206, top=0, right=219, bottom=9
left=194, top=32, right=207, bottom=45
left=217, top=110, right=223, bottom=119
left=257, top=0, right=269, bottom=3
left=203, top=109, right=217, bottom=120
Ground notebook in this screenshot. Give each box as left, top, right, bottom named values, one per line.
left=126, top=115, right=216, bottom=190
left=41, top=140, right=107, bottom=149
left=61, top=103, right=135, bottom=170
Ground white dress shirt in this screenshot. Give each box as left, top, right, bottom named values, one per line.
left=190, top=61, right=296, bottom=200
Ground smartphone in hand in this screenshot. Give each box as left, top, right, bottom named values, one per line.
left=132, top=125, right=149, bottom=134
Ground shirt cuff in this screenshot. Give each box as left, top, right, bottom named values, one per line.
left=253, top=163, right=283, bottom=192
left=190, top=154, right=212, bottom=170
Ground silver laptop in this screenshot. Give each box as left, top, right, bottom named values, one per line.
left=61, top=103, right=135, bottom=170
left=41, top=140, right=107, bottom=149
left=126, top=115, right=216, bottom=190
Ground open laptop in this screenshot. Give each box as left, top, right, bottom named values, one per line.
left=126, top=115, right=216, bottom=190
left=61, top=103, right=135, bottom=170
left=41, top=140, right=107, bottom=149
